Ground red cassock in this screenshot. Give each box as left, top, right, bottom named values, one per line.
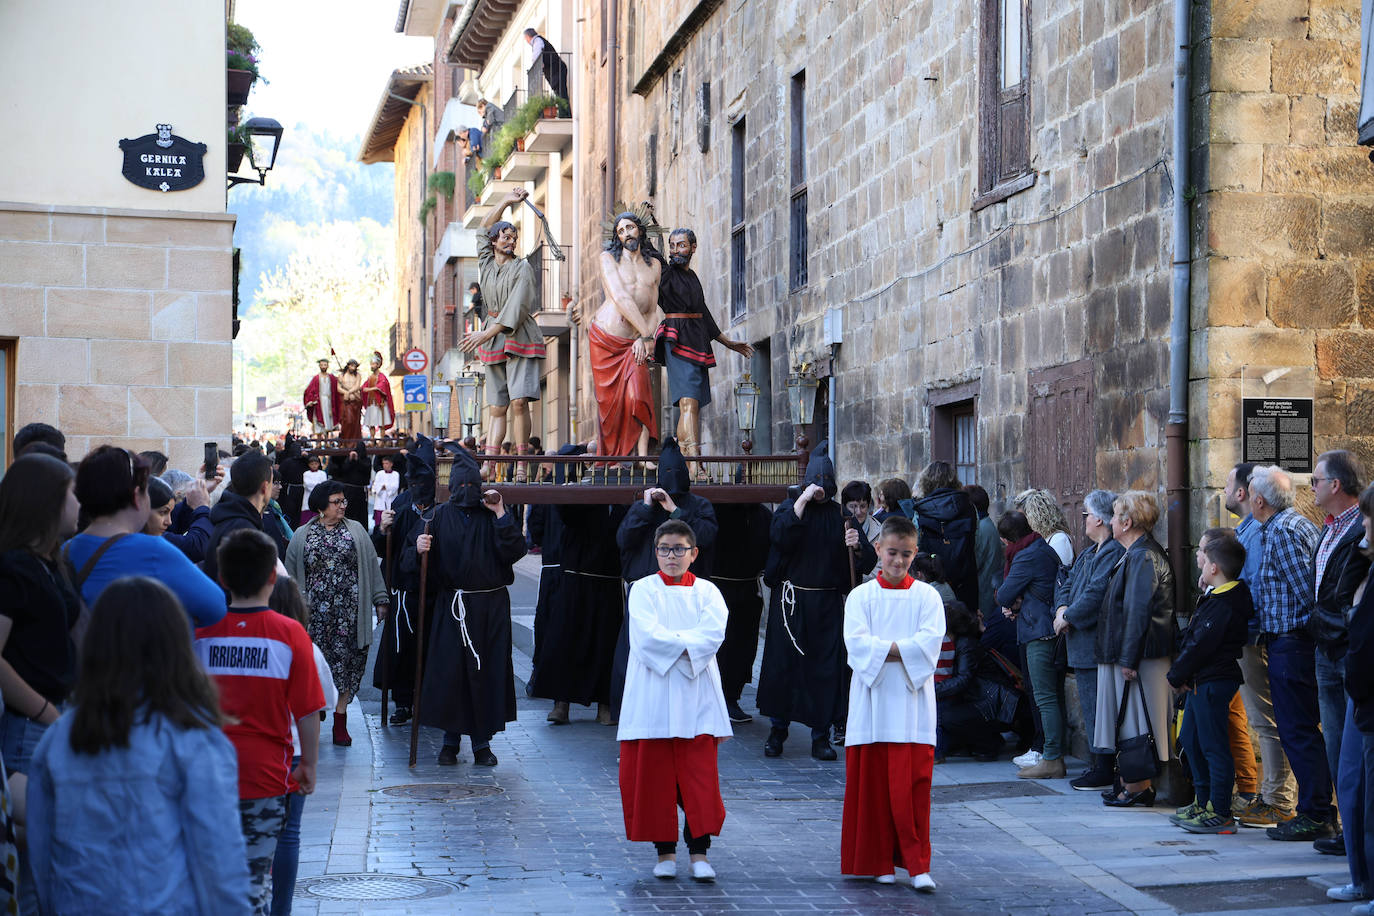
left=619, top=735, right=726, bottom=842
left=840, top=743, right=934, bottom=877
left=361, top=372, right=396, bottom=431
left=589, top=323, right=656, bottom=457
left=303, top=373, right=341, bottom=428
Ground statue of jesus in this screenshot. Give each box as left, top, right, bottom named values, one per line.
left=590, top=210, right=664, bottom=459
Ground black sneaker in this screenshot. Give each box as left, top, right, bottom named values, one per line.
left=764, top=727, right=787, bottom=758
left=389, top=706, right=412, bottom=726
left=832, top=725, right=847, bottom=746
left=726, top=700, right=752, bottom=724
left=1314, top=835, right=1346, bottom=855
left=473, top=747, right=498, bottom=767
left=437, top=745, right=460, bottom=766
left=1266, top=814, right=1335, bottom=841
left=1070, top=769, right=1115, bottom=791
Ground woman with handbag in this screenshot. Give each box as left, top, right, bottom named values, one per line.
left=1096, top=491, right=1177, bottom=807
left=996, top=510, right=1067, bottom=779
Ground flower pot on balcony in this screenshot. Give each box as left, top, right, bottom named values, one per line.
left=227, top=68, right=255, bottom=106
left=227, top=142, right=246, bottom=173
left=493, top=166, right=502, bottom=180
left=515, top=137, right=526, bottom=152
left=560, top=294, right=573, bottom=310
left=543, top=106, right=558, bottom=118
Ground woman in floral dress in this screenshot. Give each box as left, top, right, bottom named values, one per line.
left=285, top=479, right=389, bottom=746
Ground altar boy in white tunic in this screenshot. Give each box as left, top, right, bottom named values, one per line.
left=618, top=519, right=732, bottom=883
left=841, top=515, right=945, bottom=893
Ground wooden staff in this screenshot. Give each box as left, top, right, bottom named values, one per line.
left=408, top=519, right=432, bottom=767
left=844, top=514, right=857, bottom=591
left=380, top=525, right=394, bottom=725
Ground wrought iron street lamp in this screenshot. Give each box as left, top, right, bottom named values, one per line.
left=733, top=372, right=760, bottom=454
left=431, top=375, right=452, bottom=438
left=786, top=371, right=819, bottom=451
left=454, top=367, right=484, bottom=439
left=228, top=117, right=285, bottom=188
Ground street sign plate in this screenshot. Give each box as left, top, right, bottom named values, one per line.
left=402, top=374, right=428, bottom=412
left=402, top=348, right=428, bottom=373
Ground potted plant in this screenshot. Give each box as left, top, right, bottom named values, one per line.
left=467, top=169, right=487, bottom=200
left=417, top=194, right=437, bottom=225
left=427, top=171, right=457, bottom=200
left=226, top=22, right=262, bottom=105
left=227, top=124, right=251, bottom=173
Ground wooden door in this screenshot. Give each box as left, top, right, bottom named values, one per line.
left=1027, top=360, right=1094, bottom=549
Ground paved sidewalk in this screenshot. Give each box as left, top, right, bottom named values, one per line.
left=283, top=557, right=1358, bottom=914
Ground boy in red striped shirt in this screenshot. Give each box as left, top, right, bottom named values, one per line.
left=195, top=530, right=325, bottom=915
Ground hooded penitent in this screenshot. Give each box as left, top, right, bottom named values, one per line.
left=407, top=434, right=437, bottom=507
left=444, top=441, right=484, bottom=507
left=656, top=437, right=691, bottom=497
left=553, top=442, right=586, bottom=485
left=803, top=439, right=837, bottom=499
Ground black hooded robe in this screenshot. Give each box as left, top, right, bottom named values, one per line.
left=712, top=503, right=773, bottom=703
left=756, top=443, right=876, bottom=731
left=608, top=439, right=718, bottom=717
left=418, top=448, right=527, bottom=742
left=277, top=435, right=308, bottom=528
left=371, top=436, right=439, bottom=707
left=330, top=443, right=372, bottom=528
left=528, top=502, right=627, bottom=706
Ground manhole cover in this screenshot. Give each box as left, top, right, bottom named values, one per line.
left=931, top=780, right=1059, bottom=804
left=298, top=874, right=460, bottom=900
left=380, top=782, right=503, bottom=801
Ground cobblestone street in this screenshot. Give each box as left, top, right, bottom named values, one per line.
left=286, top=559, right=1359, bottom=915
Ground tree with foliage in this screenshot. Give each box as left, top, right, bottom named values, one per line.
left=235, top=222, right=395, bottom=422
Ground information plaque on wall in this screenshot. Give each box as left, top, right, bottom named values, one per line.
left=1241, top=397, right=1314, bottom=474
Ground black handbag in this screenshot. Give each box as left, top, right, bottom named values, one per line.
left=1115, top=677, right=1160, bottom=783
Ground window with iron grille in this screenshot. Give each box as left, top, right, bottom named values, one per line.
left=975, top=0, right=1034, bottom=210
left=930, top=384, right=980, bottom=486
left=730, top=118, right=746, bottom=321
left=790, top=71, right=807, bottom=291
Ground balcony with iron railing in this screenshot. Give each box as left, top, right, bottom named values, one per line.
left=388, top=322, right=415, bottom=374
left=527, top=242, right=570, bottom=337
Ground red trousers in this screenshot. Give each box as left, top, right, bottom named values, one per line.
left=619, top=736, right=726, bottom=842
left=841, top=742, right=934, bottom=876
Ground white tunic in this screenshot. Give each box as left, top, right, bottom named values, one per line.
left=616, top=573, right=733, bottom=742
left=302, top=469, right=327, bottom=504
left=370, top=470, right=400, bottom=512
left=843, top=578, right=946, bottom=747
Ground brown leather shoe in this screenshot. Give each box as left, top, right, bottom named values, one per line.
left=1017, top=757, right=1067, bottom=779
left=547, top=701, right=570, bottom=725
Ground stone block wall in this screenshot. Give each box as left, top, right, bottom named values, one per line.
left=1191, top=0, right=1374, bottom=527
left=0, top=202, right=236, bottom=471
left=583, top=0, right=1176, bottom=501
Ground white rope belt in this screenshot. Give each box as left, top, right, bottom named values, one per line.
left=448, top=586, right=505, bottom=671
left=391, top=592, right=410, bottom=652
left=779, top=581, right=836, bottom=657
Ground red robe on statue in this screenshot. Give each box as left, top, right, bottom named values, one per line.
left=589, top=322, right=656, bottom=456
left=303, top=372, right=341, bottom=430
left=360, top=371, right=396, bottom=431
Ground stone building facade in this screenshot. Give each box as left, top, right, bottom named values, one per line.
left=574, top=0, right=1374, bottom=540
left=0, top=0, right=234, bottom=471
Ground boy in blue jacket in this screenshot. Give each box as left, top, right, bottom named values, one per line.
left=1169, top=528, right=1253, bottom=834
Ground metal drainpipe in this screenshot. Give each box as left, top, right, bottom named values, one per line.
left=605, top=0, right=619, bottom=215
left=1166, top=0, right=1192, bottom=610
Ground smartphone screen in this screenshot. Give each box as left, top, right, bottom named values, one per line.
left=203, top=442, right=218, bottom=479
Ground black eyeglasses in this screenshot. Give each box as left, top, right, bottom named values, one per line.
left=655, top=545, right=692, bottom=557
left=328, top=497, right=348, bottom=507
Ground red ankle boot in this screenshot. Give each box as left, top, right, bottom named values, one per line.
left=332, top=711, right=352, bottom=746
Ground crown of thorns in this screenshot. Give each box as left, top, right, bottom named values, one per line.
left=601, top=201, right=664, bottom=244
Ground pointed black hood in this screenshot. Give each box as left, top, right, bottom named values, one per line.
left=803, top=440, right=837, bottom=499
left=443, top=441, right=483, bottom=507
left=407, top=434, right=437, bottom=507
left=281, top=433, right=303, bottom=460
left=657, top=438, right=691, bottom=497
left=553, top=442, right=586, bottom=485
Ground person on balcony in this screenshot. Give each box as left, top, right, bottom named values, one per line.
left=524, top=29, right=570, bottom=113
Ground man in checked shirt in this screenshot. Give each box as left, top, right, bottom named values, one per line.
left=1249, top=464, right=1328, bottom=842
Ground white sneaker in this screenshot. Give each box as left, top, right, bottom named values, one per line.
left=653, top=858, right=676, bottom=879
left=1351, top=903, right=1374, bottom=915
left=874, top=874, right=896, bottom=884
left=1012, top=749, right=1042, bottom=768
left=690, top=860, right=716, bottom=882
left=1330, top=884, right=1366, bottom=902
left=911, top=872, right=936, bottom=893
